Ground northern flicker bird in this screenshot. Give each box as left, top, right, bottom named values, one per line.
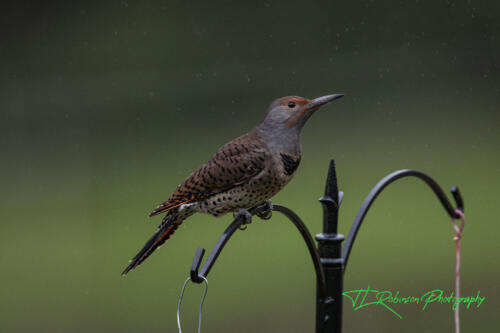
left=122, top=94, right=343, bottom=275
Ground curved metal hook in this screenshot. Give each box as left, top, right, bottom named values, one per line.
left=272, top=204, right=326, bottom=297
left=189, top=214, right=251, bottom=283
left=342, top=169, right=465, bottom=268
left=188, top=203, right=326, bottom=297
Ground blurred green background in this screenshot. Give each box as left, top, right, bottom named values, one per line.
left=1, top=1, right=499, bottom=332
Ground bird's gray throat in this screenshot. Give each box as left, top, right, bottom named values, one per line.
left=254, top=123, right=302, bottom=156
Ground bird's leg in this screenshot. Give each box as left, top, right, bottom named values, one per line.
left=256, top=199, right=273, bottom=220
left=234, top=208, right=253, bottom=230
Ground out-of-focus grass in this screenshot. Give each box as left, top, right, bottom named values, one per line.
left=1, top=1, right=499, bottom=331
left=0, top=68, right=498, bottom=331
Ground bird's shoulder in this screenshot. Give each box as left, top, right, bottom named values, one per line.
left=211, top=130, right=270, bottom=161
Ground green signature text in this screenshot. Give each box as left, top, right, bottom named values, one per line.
left=342, top=286, right=485, bottom=319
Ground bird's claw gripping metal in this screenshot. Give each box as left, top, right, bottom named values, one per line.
left=256, top=200, right=273, bottom=220
left=234, top=208, right=252, bottom=230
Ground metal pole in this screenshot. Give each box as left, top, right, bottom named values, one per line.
left=316, top=160, right=345, bottom=333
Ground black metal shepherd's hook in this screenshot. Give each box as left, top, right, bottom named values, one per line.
left=185, top=159, right=464, bottom=333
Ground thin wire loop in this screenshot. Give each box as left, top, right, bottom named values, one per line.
left=177, top=276, right=209, bottom=333
left=451, top=209, right=465, bottom=333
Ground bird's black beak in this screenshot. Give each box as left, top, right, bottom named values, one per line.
left=305, top=94, right=344, bottom=111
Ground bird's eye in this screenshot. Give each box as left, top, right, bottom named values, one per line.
left=288, top=101, right=296, bottom=108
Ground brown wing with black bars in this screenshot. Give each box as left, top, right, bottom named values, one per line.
left=149, top=131, right=269, bottom=217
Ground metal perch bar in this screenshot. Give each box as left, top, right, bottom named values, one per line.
left=189, top=203, right=327, bottom=298
left=189, top=203, right=269, bottom=283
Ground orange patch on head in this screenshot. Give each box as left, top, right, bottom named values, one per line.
left=283, top=97, right=312, bottom=127
left=280, top=96, right=311, bottom=108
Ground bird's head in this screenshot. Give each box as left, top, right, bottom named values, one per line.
left=255, top=93, right=344, bottom=154
left=262, top=94, right=344, bottom=130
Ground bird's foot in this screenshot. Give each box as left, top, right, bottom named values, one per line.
left=256, top=200, right=273, bottom=220
left=234, top=208, right=252, bottom=230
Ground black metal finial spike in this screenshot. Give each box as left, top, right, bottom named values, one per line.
left=318, top=159, right=341, bottom=234
left=324, top=159, right=339, bottom=203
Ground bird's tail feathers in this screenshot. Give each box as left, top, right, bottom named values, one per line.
left=122, top=214, right=182, bottom=275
